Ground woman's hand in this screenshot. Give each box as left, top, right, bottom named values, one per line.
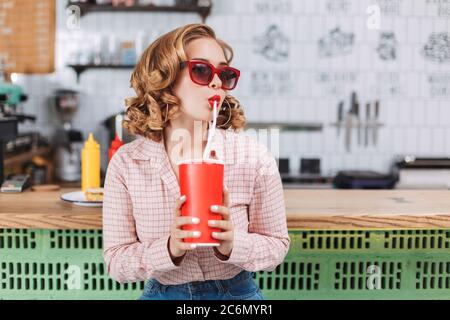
left=209, top=185, right=234, bottom=258
left=168, top=195, right=201, bottom=261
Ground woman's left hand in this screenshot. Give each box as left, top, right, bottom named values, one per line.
left=209, top=185, right=234, bottom=258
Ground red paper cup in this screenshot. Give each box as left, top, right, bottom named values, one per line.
left=178, top=159, right=224, bottom=247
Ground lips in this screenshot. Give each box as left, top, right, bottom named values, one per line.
left=208, top=95, right=221, bottom=109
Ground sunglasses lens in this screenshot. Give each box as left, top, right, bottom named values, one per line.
left=219, top=69, right=239, bottom=89
left=186, top=61, right=239, bottom=90
left=190, top=63, right=212, bottom=84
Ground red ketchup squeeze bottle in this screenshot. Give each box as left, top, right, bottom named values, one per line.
left=108, top=134, right=124, bottom=162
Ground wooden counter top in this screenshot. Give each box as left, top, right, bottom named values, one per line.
left=1, top=189, right=450, bottom=230
left=0, top=188, right=101, bottom=230
left=286, top=189, right=450, bottom=229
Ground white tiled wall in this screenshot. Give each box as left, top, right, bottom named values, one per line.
left=16, top=0, right=450, bottom=175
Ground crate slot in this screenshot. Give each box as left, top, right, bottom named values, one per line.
left=334, top=261, right=402, bottom=291
left=415, top=262, right=450, bottom=290
left=0, top=229, right=37, bottom=250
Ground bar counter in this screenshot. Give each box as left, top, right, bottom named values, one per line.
left=2, top=188, right=450, bottom=300
left=1, top=188, right=450, bottom=230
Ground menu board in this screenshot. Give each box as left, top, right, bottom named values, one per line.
left=0, top=0, right=55, bottom=74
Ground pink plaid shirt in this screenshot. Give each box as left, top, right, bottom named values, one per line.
left=102, top=128, right=290, bottom=285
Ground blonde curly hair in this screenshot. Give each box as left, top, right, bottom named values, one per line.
left=124, top=23, right=247, bottom=142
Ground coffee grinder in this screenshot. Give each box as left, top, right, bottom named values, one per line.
left=52, top=89, right=83, bottom=182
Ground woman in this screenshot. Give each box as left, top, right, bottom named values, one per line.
left=103, top=23, right=290, bottom=300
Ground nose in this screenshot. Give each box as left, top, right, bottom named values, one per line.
left=208, top=72, right=223, bottom=90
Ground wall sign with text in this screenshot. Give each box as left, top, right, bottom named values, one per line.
left=0, top=0, right=55, bottom=74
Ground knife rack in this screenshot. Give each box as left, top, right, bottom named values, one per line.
left=330, top=121, right=385, bottom=130
left=330, top=120, right=385, bottom=151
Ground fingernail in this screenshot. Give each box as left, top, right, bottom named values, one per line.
left=193, top=231, right=201, bottom=237
left=208, top=220, right=216, bottom=226
left=211, top=205, right=219, bottom=211
left=192, top=217, right=200, bottom=224
left=212, top=232, right=218, bottom=237
left=224, top=185, right=228, bottom=191
left=191, top=244, right=197, bottom=249
left=180, top=195, right=186, bottom=201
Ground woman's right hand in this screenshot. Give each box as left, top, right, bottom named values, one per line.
left=168, top=195, right=201, bottom=259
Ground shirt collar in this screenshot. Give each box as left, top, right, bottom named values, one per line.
left=130, top=135, right=164, bottom=164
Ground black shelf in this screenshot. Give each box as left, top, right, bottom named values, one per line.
left=246, top=122, right=323, bottom=132
left=67, top=1, right=211, bottom=22
left=280, top=173, right=333, bottom=184
left=68, top=64, right=135, bottom=81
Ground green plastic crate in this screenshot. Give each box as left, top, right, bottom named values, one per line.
left=0, top=229, right=143, bottom=300
left=1, top=229, right=450, bottom=300
left=256, top=230, right=450, bottom=299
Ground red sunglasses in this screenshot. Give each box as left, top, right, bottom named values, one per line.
left=180, top=60, right=241, bottom=90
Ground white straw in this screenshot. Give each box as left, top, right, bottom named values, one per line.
left=203, top=100, right=218, bottom=161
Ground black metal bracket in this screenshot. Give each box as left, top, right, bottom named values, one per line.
left=68, top=64, right=135, bottom=82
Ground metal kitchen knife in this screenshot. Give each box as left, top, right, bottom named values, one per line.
left=355, top=101, right=361, bottom=147
left=345, top=92, right=357, bottom=152
left=365, top=102, right=370, bottom=147
left=373, top=100, right=380, bottom=146
left=337, top=101, right=344, bottom=137
left=344, top=109, right=352, bottom=152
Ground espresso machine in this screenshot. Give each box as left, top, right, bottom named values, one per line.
left=0, top=113, right=17, bottom=185
left=52, top=89, right=83, bottom=182
left=0, top=82, right=33, bottom=185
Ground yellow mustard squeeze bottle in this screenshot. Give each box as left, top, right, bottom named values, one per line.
left=82, top=133, right=100, bottom=192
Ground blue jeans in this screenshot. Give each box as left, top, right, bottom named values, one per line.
left=138, top=271, right=265, bottom=300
